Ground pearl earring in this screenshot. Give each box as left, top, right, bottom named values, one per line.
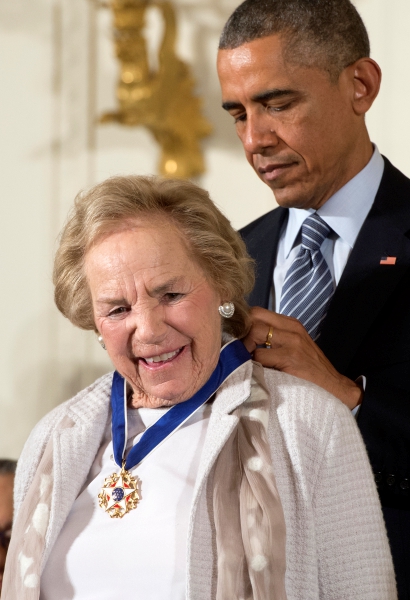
left=218, top=302, right=235, bottom=318
left=97, top=335, right=106, bottom=350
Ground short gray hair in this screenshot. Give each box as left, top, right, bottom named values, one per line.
left=219, top=0, right=370, bottom=82
left=53, top=176, right=255, bottom=339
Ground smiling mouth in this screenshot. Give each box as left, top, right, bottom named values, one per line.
left=140, top=347, right=184, bottom=366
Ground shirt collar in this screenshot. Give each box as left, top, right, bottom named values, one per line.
left=283, top=146, right=385, bottom=258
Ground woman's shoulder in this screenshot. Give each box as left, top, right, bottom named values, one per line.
left=14, top=372, right=113, bottom=513
left=261, top=366, right=357, bottom=458
left=32, top=371, right=113, bottom=435
left=262, top=366, right=351, bottom=422
left=259, top=368, right=395, bottom=598
left=261, top=366, right=370, bottom=505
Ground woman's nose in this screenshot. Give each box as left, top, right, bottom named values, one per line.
left=131, top=305, right=167, bottom=346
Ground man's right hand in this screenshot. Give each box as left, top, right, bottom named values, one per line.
left=243, top=306, right=363, bottom=410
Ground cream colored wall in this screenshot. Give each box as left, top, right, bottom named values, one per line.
left=0, top=0, right=409, bottom=458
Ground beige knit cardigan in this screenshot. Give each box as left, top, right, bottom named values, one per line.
left=8, top=362, right=396, bottom=599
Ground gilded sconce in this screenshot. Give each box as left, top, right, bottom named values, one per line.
left=100, top=0, right=212, bottom=179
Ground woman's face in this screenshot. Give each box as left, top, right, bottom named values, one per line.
left=85, top=218, right=223, bottom=408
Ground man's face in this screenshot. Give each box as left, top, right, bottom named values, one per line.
left=217, top=35, right=364, bottom=210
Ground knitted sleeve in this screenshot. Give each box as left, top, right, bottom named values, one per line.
left=312, top=400, right=397, bottom=599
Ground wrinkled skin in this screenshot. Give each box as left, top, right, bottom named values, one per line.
left=86, top=217, right=223, bottom=408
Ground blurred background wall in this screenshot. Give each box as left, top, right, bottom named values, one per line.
left=1, top=0, right=409, bottom=458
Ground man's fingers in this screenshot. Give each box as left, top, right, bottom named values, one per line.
left=252, top=347, right=284, bottom=368
left=242, top=335, right=257, bottom=353
left=243, top=320, right=275, bottom=351
left=243, top=308, right=309, bottom=352
left=253, top=343, right=304, bottom=370
left=243, top=322, right=285, bottom=352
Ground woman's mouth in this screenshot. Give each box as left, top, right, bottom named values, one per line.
left=140, top=347, right=184, bottom=367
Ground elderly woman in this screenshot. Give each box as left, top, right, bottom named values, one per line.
left=3, top=176, right=395, bottom=600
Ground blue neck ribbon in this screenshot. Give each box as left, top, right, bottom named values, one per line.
left=111, top=339, right=251, bottom=470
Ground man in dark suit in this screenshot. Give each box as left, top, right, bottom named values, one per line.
left=217, top=0, right=410, bottom=597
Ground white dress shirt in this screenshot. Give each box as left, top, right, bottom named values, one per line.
left=272, top=146, right=385, bottom=311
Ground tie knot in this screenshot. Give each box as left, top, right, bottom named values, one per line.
left=301, top=213, right=331, bottom=251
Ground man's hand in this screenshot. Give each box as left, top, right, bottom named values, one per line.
left=243, top=307, right=363, bottom=410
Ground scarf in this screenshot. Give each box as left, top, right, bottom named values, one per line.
left=213, top=362, right=287, bottom=599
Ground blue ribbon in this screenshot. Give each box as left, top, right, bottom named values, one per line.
left=111, top=339, right=251, bottom=470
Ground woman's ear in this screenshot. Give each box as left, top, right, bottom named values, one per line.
left=349, top=58, right=382, bottom=116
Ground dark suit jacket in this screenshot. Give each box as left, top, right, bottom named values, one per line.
left=240, top=157, right=410, bottom=511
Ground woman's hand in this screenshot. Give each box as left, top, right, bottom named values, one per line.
left=243, top=306, right=363, bottom=410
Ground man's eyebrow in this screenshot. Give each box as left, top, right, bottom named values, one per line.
left=252, top=88, right=298, bottom=103
left=222, top=100, right=243, bottom=112
left=222, top=88, right=298, bottom=111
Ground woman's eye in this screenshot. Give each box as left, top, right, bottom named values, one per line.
left=108, top=306, right=129, bottom=317
left=164, top=292, right=183, bottom=302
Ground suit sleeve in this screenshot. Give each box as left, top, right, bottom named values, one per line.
left=357, top=377, right=410, bottom=509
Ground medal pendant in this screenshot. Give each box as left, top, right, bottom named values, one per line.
left=98, top=463, right=140, bottom=518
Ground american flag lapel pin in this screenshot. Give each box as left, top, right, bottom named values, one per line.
left=380, top=256, right=397, bottom=265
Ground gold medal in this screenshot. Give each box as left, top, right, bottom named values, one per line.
left=98, top=462, right=140, bottom=518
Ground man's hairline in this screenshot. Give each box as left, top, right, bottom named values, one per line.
left=218, top=31, right=352, bottom=85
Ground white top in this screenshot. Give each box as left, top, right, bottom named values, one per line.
left=272, top=145, right=385, bottom=311
left=40, top=403, right=212, bottom=600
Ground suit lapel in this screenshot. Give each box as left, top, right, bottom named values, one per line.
left=318, top=159, right=410, bottom=372
left=240, top=207, right=288, bottom=307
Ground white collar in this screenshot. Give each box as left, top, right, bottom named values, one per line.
left=283, top=146, right=385, bottom=258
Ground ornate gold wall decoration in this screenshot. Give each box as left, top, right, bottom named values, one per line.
left=100, top=0, right=212, bottom=179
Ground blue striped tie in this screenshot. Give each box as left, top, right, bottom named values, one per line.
left=279, top=213, right=334, bottom=341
